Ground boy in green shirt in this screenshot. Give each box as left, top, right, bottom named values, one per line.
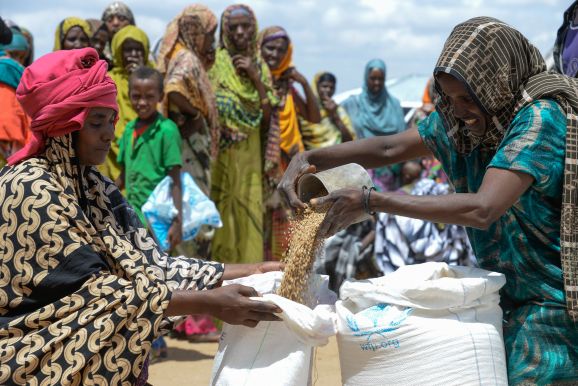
left=116, top=66, right=183, bottom=250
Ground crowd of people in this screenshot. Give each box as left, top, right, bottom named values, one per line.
left=1, top=2, right=443, bottom=288
left=0, top=1, right=577, bottom=385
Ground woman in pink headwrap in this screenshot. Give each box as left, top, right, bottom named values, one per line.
left=0, top=48, right=282, bottom=385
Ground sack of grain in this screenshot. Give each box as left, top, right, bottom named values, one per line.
left=210, top=271, right=337, bottom=386
left=336, top=262, right=508, bottom=386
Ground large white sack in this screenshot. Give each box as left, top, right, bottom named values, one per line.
left=210, top=272, right=337, bottom=386
left=336, top=262, right=508, bottom=386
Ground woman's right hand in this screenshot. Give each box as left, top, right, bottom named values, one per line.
left=321, top=97, right=338, bottom=117
left=277, top=152, right=316, bottom=211
left=232, top=55, right=258, bottom=82
left=203, top=284, right=282, bottom=327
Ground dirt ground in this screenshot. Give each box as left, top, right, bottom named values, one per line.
left=148, top=336, right=341, bottom=385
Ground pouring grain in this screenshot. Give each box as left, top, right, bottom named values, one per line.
left=277, top=206, right=328, bottom=304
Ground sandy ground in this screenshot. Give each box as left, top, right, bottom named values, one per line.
left=149, top=336, right=341, bottom=385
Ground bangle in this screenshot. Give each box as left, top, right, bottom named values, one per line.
left=261, top=97, right=270, bottom=105
left=362, top=185, right=376, bottom=215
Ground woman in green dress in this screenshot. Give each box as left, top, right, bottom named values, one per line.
left=209, top=4, right=275, bottom=264
left=279, top=17, right=577, bottom=385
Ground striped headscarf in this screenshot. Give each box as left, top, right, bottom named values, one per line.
left=258, top=26, right=293, bottom=78
left=434, top=16, right=578, bottom=321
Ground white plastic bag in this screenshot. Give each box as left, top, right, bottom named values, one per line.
left=210, top=272, right=337, bottom=386
left=141, top=172, right=222, bottom=251
left=336, top=262, right=508, bottom=386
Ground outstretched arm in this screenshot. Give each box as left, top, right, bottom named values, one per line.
left=278, top=128, right=431, bottom=209
left=311, top=167, right=534, bottom=237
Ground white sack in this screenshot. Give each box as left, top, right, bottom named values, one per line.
left=210, top=272, right=337, bottom=386
left=336, top=262, right=508, bottom=386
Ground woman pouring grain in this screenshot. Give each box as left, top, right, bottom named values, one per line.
left=279, top=17, right=578, bottom=386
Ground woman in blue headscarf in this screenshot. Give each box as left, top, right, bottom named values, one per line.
left=343, top=59, right=405, bottom=191
left=0, top=27, right=30, bottom=167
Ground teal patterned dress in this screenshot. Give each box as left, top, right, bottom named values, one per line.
left=419, top=99, right=578, bottom=385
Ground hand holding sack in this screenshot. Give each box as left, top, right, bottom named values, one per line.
left=210, top=271, right=337, bottom=386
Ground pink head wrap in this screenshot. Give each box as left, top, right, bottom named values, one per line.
left=9, top=47, right=118, bottom=165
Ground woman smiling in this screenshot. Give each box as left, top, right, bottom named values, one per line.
left=279, top=17, right=578, bottom=385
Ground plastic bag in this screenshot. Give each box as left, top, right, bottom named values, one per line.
left=142, top=172, right=222, bottom=251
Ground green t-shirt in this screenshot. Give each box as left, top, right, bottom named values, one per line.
left=419, top=99, right=578, bottom=385
left=118, top=113, right=182, bottom=224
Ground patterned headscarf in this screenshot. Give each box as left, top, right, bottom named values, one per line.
left=433, top=16, right=578, bottom=321
left=0, top=49, right=223, bottom=385
left=53, top=17, right=92, bottom=51
left=209, top=4, right=276, bottom=145
left=342, top=59, right=405, bottom=138
left=157, top=4, right=217, bottom=73
left=218, top=4, right=257, bottom=56
left=101, top=1, right=135, bottom=25
left=158, top=4, right=219, bottom=158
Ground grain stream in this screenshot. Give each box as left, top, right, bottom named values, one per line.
left=278, top=206, right=328, bottom=304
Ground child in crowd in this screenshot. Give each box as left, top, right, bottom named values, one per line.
left=116, top=66, right=183, bottom=245
left=116, top=66, right=184, bottom=359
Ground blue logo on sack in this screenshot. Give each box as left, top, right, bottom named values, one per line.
left=346, top=304, right=412, bottom=351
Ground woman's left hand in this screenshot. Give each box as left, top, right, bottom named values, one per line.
left=310, top=188, right=366, bottom=238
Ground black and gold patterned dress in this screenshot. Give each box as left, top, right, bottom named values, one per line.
left=0, top=134, right=223, bottom=385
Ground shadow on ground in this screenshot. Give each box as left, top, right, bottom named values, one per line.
left=157, top=345, right=215, bottom=362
